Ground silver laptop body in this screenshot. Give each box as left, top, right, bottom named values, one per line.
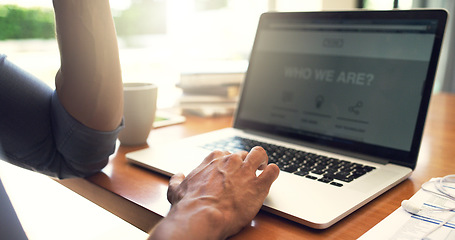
left=127, top=10, right=447, bottom=229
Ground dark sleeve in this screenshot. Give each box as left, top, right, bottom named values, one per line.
left=0, top=178, right=28, bottom=240
left=0, top=54, right=123, bottom=179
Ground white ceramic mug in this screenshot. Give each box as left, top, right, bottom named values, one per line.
left=118, top=82, right=158, bottom=146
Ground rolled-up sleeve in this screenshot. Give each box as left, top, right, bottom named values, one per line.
left=51, top=91, right=124, bottom=178
left=0, top=54, right=123, bottom=179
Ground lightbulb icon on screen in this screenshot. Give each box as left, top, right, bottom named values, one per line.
left=315, top=95, right=324, bottom=109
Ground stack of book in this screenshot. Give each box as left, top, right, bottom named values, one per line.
left=177, top=61, right=247, bottom=117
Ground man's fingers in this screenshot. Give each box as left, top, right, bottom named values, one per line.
left=201, top=150, right=231, bottom=165
left=236, top=150, right=249, bottom=160
left=257, top=164, right=280, bottom=190
left=167, top=172, right=185, bottom=204
left=217, top=150, right=248, bottom=172
left=243, top=146, right=268, bottom=171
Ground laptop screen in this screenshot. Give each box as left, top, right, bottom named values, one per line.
left=234, top=10, right=446, bottom=168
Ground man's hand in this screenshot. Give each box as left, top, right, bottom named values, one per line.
left=149, top=146, right=280, bottom=240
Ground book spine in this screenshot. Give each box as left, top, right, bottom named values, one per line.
left=178, top=73, right=245, bottom=88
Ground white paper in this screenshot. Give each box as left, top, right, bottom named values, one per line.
left=359, top=178, right=455, bottom=240
left=0, top=161, right=149, bottom=240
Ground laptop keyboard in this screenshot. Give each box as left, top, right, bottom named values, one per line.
left=202, top=136, right=376, bottom=187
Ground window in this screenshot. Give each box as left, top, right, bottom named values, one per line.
left=3, top=0, right=450, bottom=110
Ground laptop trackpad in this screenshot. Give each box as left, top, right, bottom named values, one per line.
left=126, top=145, right=211, bottom=177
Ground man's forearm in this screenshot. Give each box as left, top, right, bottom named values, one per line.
left=53, top=0, right=123, bottom=131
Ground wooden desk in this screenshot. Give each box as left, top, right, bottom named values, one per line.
left=59, top=93, right=455, bottom=239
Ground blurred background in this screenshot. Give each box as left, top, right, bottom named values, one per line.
left=1, top=0, right=453, bottom=112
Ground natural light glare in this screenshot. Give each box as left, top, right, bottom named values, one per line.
left=0, top=0, right=131, bottom=10
left=275, top=0, right=322, bottom=12
left=167, top=0, right=267, bottom=63
left=398, top=0, right=414, bottom=9
left=109, top=0, right=132, bottom=10
left=0, top=0, right=50, bottom=8
left=364, top=0, right=394, bottom=10
left=2, top=0, right=389, bottom=110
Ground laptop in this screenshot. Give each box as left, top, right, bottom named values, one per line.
left=127, top=10, right=447, bottom=229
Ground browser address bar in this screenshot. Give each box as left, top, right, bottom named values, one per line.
left=270, top=23, right=428, bottom=31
